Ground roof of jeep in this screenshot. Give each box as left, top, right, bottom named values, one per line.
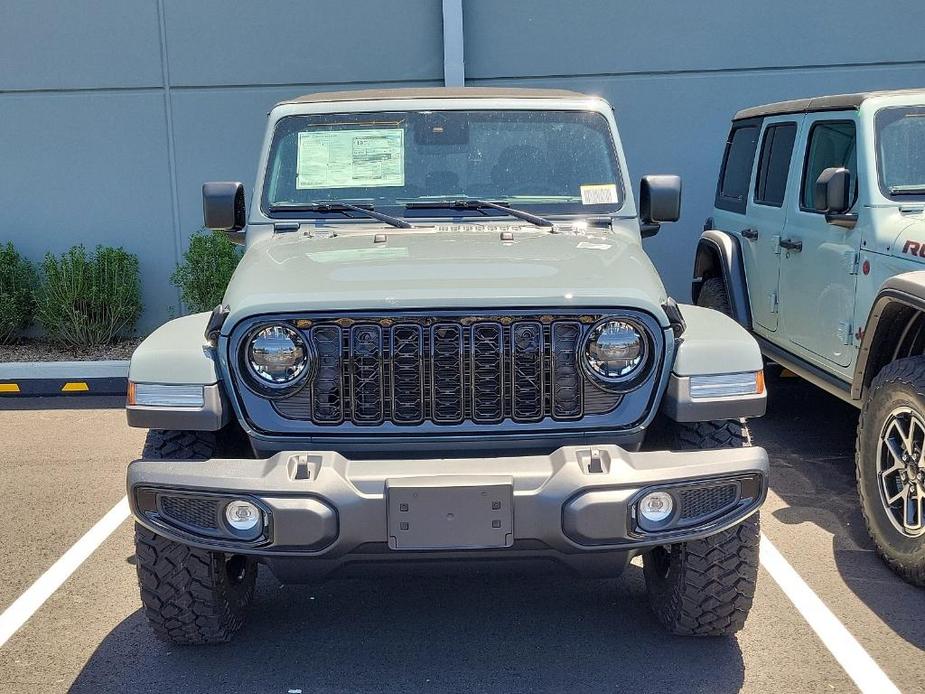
left=733, top=87, right=925, bottom=121
left=277, top=87, right=592, bottom=106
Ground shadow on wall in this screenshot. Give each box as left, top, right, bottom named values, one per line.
left=70, top=569, right=746, bottom=693
left=757, top=369, right=925, bottom=650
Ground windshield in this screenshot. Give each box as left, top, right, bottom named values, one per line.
left=876, top=106, right=925, bottom=196
left=262, top=109, right=624, bottom=219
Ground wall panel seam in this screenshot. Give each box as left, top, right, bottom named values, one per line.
left=156, top=0, right=184, bottom=312
left=467, top=58, right=925, bottom=83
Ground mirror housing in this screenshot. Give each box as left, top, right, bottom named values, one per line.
left=203, top=182, right=246, bottom=233
left=639, top=175, right=682, bottom=238
left=813, top=167, right=851, bottom=214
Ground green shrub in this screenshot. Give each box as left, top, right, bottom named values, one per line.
left=0, top=242, right=39, bottom=344
left=171, top=229, right=242, bottom=313
left=36, top=245, right=142, bottom=346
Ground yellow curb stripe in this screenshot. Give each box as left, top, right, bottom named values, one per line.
left=0, top=383, right=20, bottom=393
left=61, top=382, right=89, bottom=392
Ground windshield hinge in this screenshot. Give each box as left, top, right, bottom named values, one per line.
left=837, top=321, right=853, bottom=346
left=845, top=250, right=860, bottom=275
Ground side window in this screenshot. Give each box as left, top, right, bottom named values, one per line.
left=715, top=122, right=760, bottom=213
left=754, top=123, right=797, bottom=207
left=801, top=120, right=857, bottom=210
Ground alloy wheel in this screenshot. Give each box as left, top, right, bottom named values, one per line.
left=877, top=406, right=925, bottom=537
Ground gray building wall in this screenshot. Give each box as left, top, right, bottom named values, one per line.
left=3, top=0, right=925, bottom=331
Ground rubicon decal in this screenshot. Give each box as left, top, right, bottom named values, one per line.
left=902, top=240, right=925, bottom=257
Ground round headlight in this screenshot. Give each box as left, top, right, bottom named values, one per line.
left=584, top=319, right=647, bottom=383
left=246, top=324, right=308, bottom=386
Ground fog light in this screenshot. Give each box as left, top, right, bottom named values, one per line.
left=225, top=500, right=261, bottom=531
left=639, top=491, right=674, bottom=524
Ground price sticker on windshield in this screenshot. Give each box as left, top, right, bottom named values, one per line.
left=296, top=128, right=405, bottom=189
left=580, top=184, right=619, bottom=205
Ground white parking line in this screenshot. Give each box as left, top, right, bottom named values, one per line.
left=0, top=496, right=129, bottom=649
left=760, top=533, right=900, bottom=694
left=0, top=495, right=907, bottom=694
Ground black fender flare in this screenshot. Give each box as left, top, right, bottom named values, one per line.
left=691, top=230, right=752, bottom=330
left=852, top=272, right=925, bottom=400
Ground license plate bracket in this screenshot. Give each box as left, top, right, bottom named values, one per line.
left=387, top=476, right=513, bottom=550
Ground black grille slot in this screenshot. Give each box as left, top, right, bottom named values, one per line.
left=679, top=484, right=738, bottom=520
left=511, top=321, right=544, bottom=421
left=551, top=321, right=583, bottom=419
left=391, top=324, right=424, bottom=424
left=160, top=496, right=219, bottom=530
left=312, top=325, right=343, bottom=424
left=350, top=324, right=384, bottom=424
left=431, top=323, right=465, bottom=423
left=471, top=322, right=504, bottom=423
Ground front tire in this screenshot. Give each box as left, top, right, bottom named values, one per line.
left=856, top=358, right=925, bottom=586
left=135, top=429, right=258, bottom=644
left=696, top=276, right=732, bottom=318
left=642, top=419, right=760, bottom=636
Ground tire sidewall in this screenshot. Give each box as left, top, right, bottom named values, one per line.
left=858, top=375, right=925, bottom=562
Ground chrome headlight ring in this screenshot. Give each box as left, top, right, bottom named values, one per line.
left=240, top=323, right=314, bottom=397
left=580, top=317, right=653, bottom=392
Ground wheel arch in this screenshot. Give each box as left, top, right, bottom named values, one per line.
left=853, top=271, right=925, bottom=400
left=692, top=230, right=752, bottom=330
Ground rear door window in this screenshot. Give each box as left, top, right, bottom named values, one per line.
left=754, top=123, right=797, bottom=207
left=715, top=122, right=761, bottom=213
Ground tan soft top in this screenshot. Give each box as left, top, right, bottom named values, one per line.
left=276, top=86, right=593, bottom=107
left=734, top=87, right=925, bottom=121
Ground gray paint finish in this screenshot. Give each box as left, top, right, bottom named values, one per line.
left=2, top=1, right=925, bottom=330
left=463, top=0, right=925, bottom=78
left=0, top=0, right=164, bottom=90
left=162, top=0, right=444, bottom=86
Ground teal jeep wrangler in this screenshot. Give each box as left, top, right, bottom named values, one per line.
left=694, top=88, right=925, bottom=585
left=126, top=87, right=768, bottom=643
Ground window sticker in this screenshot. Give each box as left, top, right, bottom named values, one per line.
left=296, top=128, right=405, bottom=189
left=580, top=183, right=619, bottom=205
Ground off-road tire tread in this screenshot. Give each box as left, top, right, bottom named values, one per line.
left=135, top=525, right=255, bottom=644
left=646, top=516, right=760, bottom=636
left=135, top=428, right=256, bottom=644
left=644, top=418, right=759, bottom=636
left=142, top=429, right=217, bottom=460
left=856, top=357, right=925, bottom=586
left=675, top=419, right=752, bottom=450
left=697, top=276, right=732, bottom=318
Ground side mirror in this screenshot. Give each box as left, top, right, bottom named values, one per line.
left=813, top=167, right=851, bottom=215
left=203, top=182, right=246, bottom=232
left=639, top=175, right=682, bottom=238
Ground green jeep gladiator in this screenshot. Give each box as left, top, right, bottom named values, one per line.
left=695, top=88, right=925, bottom=586
left=126, top=87, right=768, bottom=643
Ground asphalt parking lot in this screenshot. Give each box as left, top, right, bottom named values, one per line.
left=0, top=372, right=922, bottom=693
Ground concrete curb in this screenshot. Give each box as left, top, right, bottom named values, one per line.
left=0, top=360, right=129, bottom=397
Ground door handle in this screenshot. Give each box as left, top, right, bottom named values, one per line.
left=779, top=238, right=803, bottom=252
left=740, top=228, right=759, bottom=240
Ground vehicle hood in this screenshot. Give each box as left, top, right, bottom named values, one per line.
left=222, top=222, right=669, bottom=331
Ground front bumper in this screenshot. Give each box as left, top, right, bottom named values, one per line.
left=128, top=444, right=768, bottom=577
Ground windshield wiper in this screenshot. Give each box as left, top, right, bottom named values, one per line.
left=405, top=199, right=554, bottom=228
left=889, top=185, right=925, bottom=196
left=269, top=201, right=411, bottom=229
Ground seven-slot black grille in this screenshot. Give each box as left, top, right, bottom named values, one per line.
left=271, top=314, right=627, bottom=426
